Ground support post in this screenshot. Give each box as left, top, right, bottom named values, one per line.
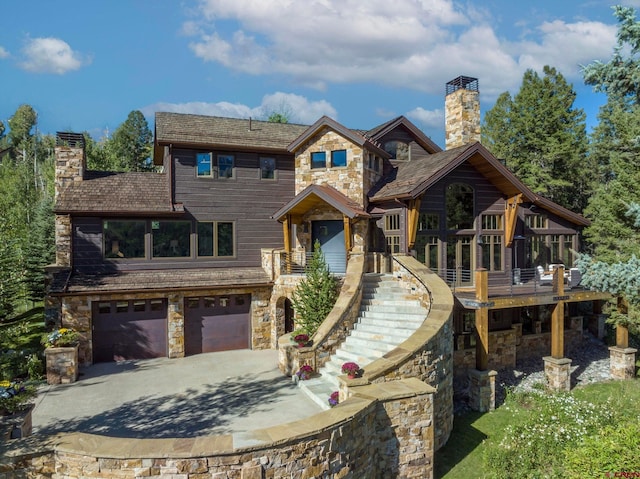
left=474, top=268, right=489, bottom=371
left=550, top=266, right=565, bottom=359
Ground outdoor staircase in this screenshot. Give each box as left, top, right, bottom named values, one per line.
left=298, top=273, right=428, bottom=409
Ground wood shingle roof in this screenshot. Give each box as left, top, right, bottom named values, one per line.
left=154, top=112, right=309, bottom=152
left=55, top=171, right=180, bottom=215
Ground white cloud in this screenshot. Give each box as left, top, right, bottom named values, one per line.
left=406, top=107, right=443, bottom=129
left=142, top=92, right=337, bottom=125
left=183, top=0, right=618, bottom=100
left=19, top=37, right=86, bottom=74
left=0, top=46, right=9, bottom=59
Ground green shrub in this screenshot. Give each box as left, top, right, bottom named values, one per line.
left=564, top=421, right=640, bottom=478
left=26, top=353, right=44, bottom=380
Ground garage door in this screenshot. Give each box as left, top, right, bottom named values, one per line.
left=92, top=299, right=168, bottom=362
left=184, top=294, right=250, bottom=356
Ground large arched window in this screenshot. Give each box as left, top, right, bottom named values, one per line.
left=446, top=183, right=474, bottom=230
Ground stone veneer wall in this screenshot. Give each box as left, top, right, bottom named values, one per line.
left=355, top=255, right=455, bottom=450
left=56, top=286, right=273, bottom=366
left=1, top=379, right=436, bottom=479
left=295, top=129, right=366, bottom=205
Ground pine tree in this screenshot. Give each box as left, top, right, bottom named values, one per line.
left=290, top=240, right=339, bottom=336
left=482, top=66, right=591, bottom=212
left=23, top=196, right=55, bottom=302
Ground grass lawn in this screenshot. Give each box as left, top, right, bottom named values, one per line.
left=435, top=379, right=640, bottom=478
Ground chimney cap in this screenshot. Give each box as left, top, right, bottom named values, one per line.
left=56, top=132, right=85, bottom=148
left=446, top=76, right=479, bottom=95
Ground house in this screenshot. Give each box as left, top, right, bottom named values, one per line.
left=47, top=76, right=610, bottom=381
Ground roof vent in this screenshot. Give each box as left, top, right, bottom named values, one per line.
left=56, top=132, right=85, bottom=148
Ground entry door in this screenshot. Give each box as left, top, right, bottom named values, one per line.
left=312, top=220, right=346, bottom=274
left=446, top=236, right=473, bottom=286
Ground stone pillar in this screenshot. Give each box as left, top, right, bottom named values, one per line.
left=445, top=76, right=480, bottom=150
left=543, top=356, right=572, bottom=391
left=45, top=346, right=79, bottom=384
left=55, top=214, right=72, bottom=268
left=468, top=369, right=497, bottom=412
left=167, top=293, right=185, bottom=358
left=609, top=346, right=638, bottom=380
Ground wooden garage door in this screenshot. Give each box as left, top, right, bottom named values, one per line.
left=92, top=299, right=168, bottom=362
left=184, top=294, right=250, bottom=356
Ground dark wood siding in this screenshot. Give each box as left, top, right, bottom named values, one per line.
left=73, top=218, right=105, bottom=273
left=172, top=148, right=295, bottom=268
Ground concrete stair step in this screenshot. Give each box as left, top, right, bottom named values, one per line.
left=298, top=378, right=336, bottom=410
left=358, top=310, right=426, bottom=321
left=353, top=317, right=424, bottom=330
left=349, top=328, right=413, bottom=343
left=341, top=337, right=396, bottom=353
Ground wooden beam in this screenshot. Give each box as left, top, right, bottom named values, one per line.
left=407, top=199, right=421, bottom=250
left=475, top=268, right=489, bottom=370
left=504, top=193, right=522, bottom=247
left=550, top=266, right=565, bottom=359
left=343, top=216, right=352, bottom=252
left=282, top=215, right=291, bottom=254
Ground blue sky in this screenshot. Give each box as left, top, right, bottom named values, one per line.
left=1, top=0, right=636, bottom=147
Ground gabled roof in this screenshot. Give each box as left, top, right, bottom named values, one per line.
left=154, top=112, right=309, bottom=160
left=272, top=184, right=370, bottom=222
left=365, top=116, right=442, bottom=154
left=55, top=171, right=182, bottom=215
left=369, top=142, right=589, bottom=226
left=287, top=116, right=390, bottom=159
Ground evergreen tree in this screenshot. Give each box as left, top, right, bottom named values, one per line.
left=582, top=6, right=640, bottom=103
left=105, top=110, right=153, bottom=171
left=290, top=240, right=339, bottom=336
left=23, top=196, right=55, bottom=302
left=482, top=66, right=591, bottom=212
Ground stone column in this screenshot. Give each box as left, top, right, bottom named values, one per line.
left=167, top=293, right=185, bottom=358
left=543, top=356, right=572, bottom=391
left=609, top=346, right=638, bottom=380
left=468, top=369, right=497, bottom=412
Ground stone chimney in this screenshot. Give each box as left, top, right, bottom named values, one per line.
left=54, top=132, right=86, bottom=200
left=54, top=132, right=86, bottom=268
left=445, top=76, right=480, bottom=150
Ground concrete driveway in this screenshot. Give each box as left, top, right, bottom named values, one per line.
left=31, top=349, right=323, bottom=439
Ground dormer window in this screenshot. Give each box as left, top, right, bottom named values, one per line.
left=311, top=151, right=326, bottom=169
left=384, top=140, right=409, bottom=161
left=331, top=149, right=347, bottom=167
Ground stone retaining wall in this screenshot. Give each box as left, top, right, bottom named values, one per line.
left=0, top=379, right=435, bottom=479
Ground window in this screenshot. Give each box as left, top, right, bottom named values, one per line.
left=386, top=235, right=400, bottom=253
left=197, top=153, right=212, bottom=177
left=563, top=235, right=575, bottom=267
left=311, top=151, right=326, bottom=169
left=197, top=153, right=234, bottom=178
left=103, top=220, right=146, bottom=259
left=528, top=235, right=549, bottom=267
left=481, top=214, right=503, bottom=230
left=385, top=214, right=401, bottom=231
left=133, top=300, right=146, bottom=312
left=418, top=213, right=439, bottom=231
left=525, top=214, right=547, bottom=229
left=550, top=235, right=561, bottom=263
left=197, top=221, right=235, bottom=257
left=260, top=157, right=276, bottom=179
left=331, top=149, right=347, bottom=167
left=384, top=140, right=410, bottom=161
left=481, top=235, right=503, bottom=271
left=218, top=155, right=234, bottom=178
left=152, top=221, right=191, bottom=258
left=446, top=183, right=474, bottom=230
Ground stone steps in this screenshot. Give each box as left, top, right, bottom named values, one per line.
left=299, top=273, right=427, bottom=409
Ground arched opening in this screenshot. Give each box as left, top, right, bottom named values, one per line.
left=284, top=298, right=294, bottom=333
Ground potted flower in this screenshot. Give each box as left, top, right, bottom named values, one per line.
left=292, top=332, right=311, bottom=348
left=341, top=361, right=360, bottom=379
left=328, top=391, right=339, bottom=407
left=0, top=380, right=37, bottom=439
left=42, top=327, right=79, bottom=348
left=42, top=327, right=80, bottom=385
left=296, top=364, right=314, bottom=381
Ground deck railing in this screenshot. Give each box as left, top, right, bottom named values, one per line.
left=434, top=267, right=577, bottom=295
left=277, top=251, right=347, bottom=275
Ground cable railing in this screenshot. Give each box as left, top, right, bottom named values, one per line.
left=277, top=251, right=347, bottom=275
